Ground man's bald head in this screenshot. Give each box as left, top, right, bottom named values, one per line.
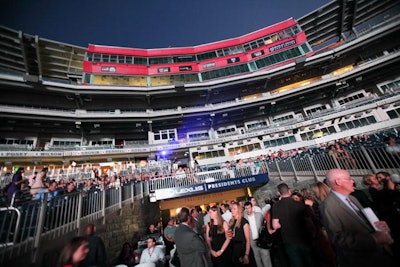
left=325, top=169, right=354, bottom=195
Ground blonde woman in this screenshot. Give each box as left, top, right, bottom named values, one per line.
left=229, top=202, right=256, bottom=267
left=205, top=206, right=233, bottom=266
left=312, top=181, right=331, bottom=202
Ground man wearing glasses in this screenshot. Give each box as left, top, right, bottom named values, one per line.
left=321, top=169, right=396, bottom=267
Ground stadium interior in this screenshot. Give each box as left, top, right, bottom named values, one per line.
left=0, top=0, right=400, bottom=265
left=0, top=1, right=400, bottom=168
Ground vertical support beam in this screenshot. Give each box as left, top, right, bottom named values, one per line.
left=289, top=157, right=299, bottom=181
left=360, top=146, right=378, bottom=174
left=18, top=31, right=29, bottom=75
left=32, top=194, right=48, bottom=263
left=131, top=182, right=135, bottom=204
left=331, top=154, right=341, bottom=169
left=76, top=193, right=83, bottom=232
left=35, top=36, right=43, bottom=79
left=118, top=187, right=122, bottom=214
left=307, top=154, right=319, bottom=181
left=101, top=189, right=106, bottom=225
left=275, top=160, right=283, bottom=181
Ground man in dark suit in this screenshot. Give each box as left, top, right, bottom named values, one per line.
left=321, top=169, right=396, bottom=267
left=79, top=223, right=107, bottom=267
left=174, top=207, right=209, bottom=267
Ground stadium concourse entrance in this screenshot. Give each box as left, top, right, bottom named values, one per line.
left=158, top=187, right=251, bottom=222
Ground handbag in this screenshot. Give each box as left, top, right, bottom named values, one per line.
left=256, top=219, right=274, bottom=249
left=171, top=248, right=180, bottom=267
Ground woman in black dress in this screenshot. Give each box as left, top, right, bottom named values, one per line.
left=205, top=205, right=233, bottom=266
left=229, top=202, right=256, bottom=267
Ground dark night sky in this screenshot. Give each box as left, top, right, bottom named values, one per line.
left=1, top=0, right=331, bottom=49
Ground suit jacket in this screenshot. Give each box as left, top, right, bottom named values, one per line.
left=244, top=211, right=263, bottom=236
left=174, top=223, right=209, bottom=267
left=321, top=192, right=394, bottom=267
left=79, top=234, right=107, bottom=267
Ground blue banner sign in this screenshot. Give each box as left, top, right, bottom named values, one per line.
left=154, top=173, right=269, bottom=200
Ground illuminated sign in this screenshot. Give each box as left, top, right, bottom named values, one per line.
left=203, top=62, right=216, bottom=68
left=101, top=66, right=117, bottom=72
left=154, top=173, right=269, bottom=200
left=157, top=67, right=170, bottom=73
left=179, top=66, right=192, bottom=71
left=251, top=50, right=265, bottom=58
left=269, top=39, right=296, bottom=53
left=227, top=57, right=240, bottom=64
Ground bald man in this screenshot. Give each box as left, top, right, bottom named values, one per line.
left=321, top=169, right=395, bottom=267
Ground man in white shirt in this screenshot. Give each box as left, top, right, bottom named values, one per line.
left=140, top=237, right=165, bottom=265
left=221, top=203, right=232, bottom=222
left=244, top=201, right=272, bottom=267
left=250, top=197, right=262, bottom=213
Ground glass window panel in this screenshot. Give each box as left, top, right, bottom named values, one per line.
left=110, top=55, right=117, bottom=63
left=328, top=126, right=336, bottom=134
left=134, top=57, right=147, bottom=65
left=353, top=120, right=361, bottom=127
left=346, top=121, right=355, bottom=129
left=359, top=118, right=367, bottom=125
left=387, top=110, right=398, bottom=119
left=338, top=123, right=347, bottom=131
left=117, top=55, right=125, bottom=63
left=86, top=52, right=93, bottom=61
left=126, top=57, right=133, bottom=64
left=367, top=116, right=377, bottom=123
left=270, top=139, right=278, bottom=146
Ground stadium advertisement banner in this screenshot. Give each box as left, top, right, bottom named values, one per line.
left=154, top=173, right=269, bottom=200
left=101, top=66, right=116, bottom=72
left=227, top=57, right=240, bottom=64
left=269, top=39, right=296, bottom=52
left=179, top=66, right=192, bottom=71
left=251, top=50, right=265, bottom=58
left=0, top=151, right=64, bottom=157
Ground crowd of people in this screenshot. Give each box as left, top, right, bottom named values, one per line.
left=1, top=166, right=136, bottom=206
left=2, top=133, right=399, bottom=266
left=2, top=132, right=399, bottom=207
left=55, top=168, right=399, bottom=267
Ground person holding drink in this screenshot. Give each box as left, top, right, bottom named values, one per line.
left=205, top=205, right=233, bottom=266
left=229, top=202, right=257, bottom=267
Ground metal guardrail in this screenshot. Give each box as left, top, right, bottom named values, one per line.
left=147, top=145, right=399, bottom=190
left=0, top=145, right=399, bottom=265
left=0, top=182, right=145, bottom=264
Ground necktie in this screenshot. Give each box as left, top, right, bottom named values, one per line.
left=346, top=197, right=371, bottom=227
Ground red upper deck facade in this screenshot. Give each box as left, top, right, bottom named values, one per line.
left=82, top=18, right=313, bottom=87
